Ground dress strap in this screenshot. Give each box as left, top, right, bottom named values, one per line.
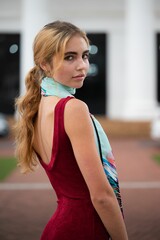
left=90, top=115, right=103, bottom=163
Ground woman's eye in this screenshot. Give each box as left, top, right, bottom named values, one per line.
left=83, top=53, right=90, bottom=60
left=64, top=55, right=74, bottom=61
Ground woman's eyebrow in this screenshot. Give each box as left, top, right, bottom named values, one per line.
left=65, top=51, right=77, bottom=56
left=83, top=50, right=89, bottom=54
left=64, top=50, right=89, bottom=55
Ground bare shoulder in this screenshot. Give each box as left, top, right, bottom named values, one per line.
left=65, top=98, right=89, bottom=118
left=64, top=98, right=92, bottom=136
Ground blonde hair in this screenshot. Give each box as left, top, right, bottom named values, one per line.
left=14, top=20, right=89, bottom=173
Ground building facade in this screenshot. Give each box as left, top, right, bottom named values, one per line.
left=0, top=0, right=160, bottom=120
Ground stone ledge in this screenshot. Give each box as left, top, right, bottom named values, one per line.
left=96, top=116, right=151, bottom=138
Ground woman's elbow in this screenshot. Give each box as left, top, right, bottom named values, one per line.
left=91, top=190, right=115, bottom=208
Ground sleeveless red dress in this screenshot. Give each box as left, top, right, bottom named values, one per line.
left=39, top=97, right=110, bottom=240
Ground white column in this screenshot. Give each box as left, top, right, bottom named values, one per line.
left=123, top=0, right=156, bottom=120
left=20, top=0, right=51, bottom=94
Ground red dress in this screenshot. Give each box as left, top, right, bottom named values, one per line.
left=39, top=97, right=110, bottom=240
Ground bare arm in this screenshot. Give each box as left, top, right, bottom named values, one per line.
left=64, top=99, right=128, bottom=240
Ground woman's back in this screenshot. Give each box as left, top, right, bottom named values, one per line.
left=33, top=96, right=60, bottom=165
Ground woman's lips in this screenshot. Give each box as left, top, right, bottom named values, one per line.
left=73, top=74, right=85, bottom=80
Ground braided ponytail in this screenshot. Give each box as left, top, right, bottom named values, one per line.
left=14, top=66, right=43, bottom=173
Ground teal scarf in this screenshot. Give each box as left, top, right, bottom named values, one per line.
left=41, top=77, right=76, bottom=97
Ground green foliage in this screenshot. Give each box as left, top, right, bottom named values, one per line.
left=153, top=155, right=160, bottom=165
left=0, top=157, right=17, bottom=181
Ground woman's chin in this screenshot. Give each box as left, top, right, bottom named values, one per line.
left=74, top=81, right=84, bottom=89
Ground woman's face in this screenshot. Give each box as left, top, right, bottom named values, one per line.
left=51, top=35, right=90, bottom=89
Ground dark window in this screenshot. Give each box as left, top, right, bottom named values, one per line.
left=157, top=33, right=160, bottom=103
left=75, top=33, right=107, bottom=115
left=0, top=33, right=20, bottom=114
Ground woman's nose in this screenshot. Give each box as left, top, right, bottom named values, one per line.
left=76, top=58, right=88, bottom=70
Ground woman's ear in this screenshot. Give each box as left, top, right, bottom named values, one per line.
left=40, top=61, right=47, bottom=72
left=40, top=62, right=52, bottom=77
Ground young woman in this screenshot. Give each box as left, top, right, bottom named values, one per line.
left=14, top=21, right=128, bottom=240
